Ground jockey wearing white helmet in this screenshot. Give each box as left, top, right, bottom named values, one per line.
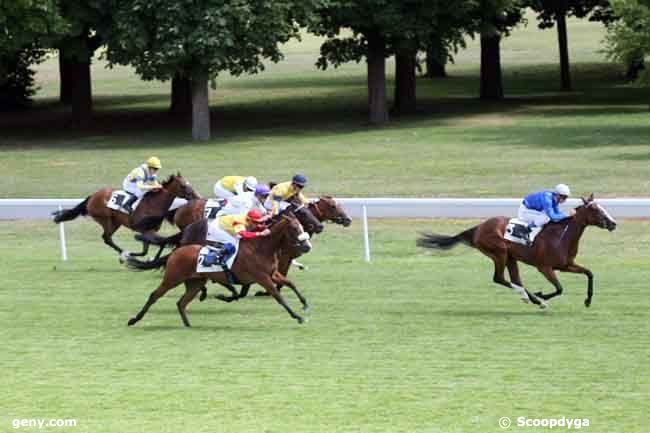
left=518, top=184, right=575, bottom=241
left=213, top=175, right=258, bottom=199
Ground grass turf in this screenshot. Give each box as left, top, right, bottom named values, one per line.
left=1, top=13, right=649, bottom=199
left=0, top=218, right=648, bottom=433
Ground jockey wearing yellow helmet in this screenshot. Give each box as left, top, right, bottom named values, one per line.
left=122, top=157, right=163, bottom=213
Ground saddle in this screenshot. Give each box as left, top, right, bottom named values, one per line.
left=106, top=190, right=141, bottom=215
left=505, top=218, right=542, bottom=246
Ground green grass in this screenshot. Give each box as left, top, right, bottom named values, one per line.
left=1, top=218, right=649, bottom=433
left=1, top=12, right=649, bottom=199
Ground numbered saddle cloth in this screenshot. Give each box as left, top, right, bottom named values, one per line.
left=204, top=198, right=228, bottom=219
left=196, top=243, right=239, bottom=273
left=106, top=190, right=141, bottom=214
left=504, top=218, right=542, bottom=246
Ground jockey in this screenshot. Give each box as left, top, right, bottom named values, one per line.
left=267, top=174, right=309, bottom=217
left=213, top=175, right=258, bottom=199
left=519, top=184, right=575, bottom=242
left=203, top=210, right=271, bottom=267
left=122, top=157, right=162, bottom=213
left=219, top=184, right=271, bottom=216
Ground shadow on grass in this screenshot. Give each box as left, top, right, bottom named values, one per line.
left=1, top=62, right=648, bottom=149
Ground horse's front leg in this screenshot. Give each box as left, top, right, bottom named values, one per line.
left=259, top=276, right=304, bottom=324
left=535, top=266, right=564, bottom=301
left=273, top=272, right=309, bottom=313
left=130, top=238, right=150, bottom=257
left=564, top=263, right=594, bottom=307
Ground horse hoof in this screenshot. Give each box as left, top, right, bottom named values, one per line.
left=584, top=299, right=591, bottom=308
left=296, top=316, right=305, bottom=324
left=199, top=292, right=207, bottom=302
left=303, top=304, right=311, bottom=313
left=520, top=297, right=531, bottom=304
left=127, top=318, right=138, bottom=326
left=254, top=291, right=268, bottom=297
left=119, top=251, right=131, bottom=264
left=538, top=301, right=548, bottom=310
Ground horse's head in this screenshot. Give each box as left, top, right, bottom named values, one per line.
left=162, top=172, right=202, bottom=200
left=575, top=194, right=617, bottom=232
left=285, top=201, right=324, bottom=234
left=310, top=196, right=352, bottom=227
left=277, top=211, right=312, bottom=254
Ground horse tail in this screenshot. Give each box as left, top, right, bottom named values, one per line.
left=164, top=208, right=178, bottom=225
left=417, top=226, right=477, bottom=251
left=52, top=196, right=90, bottom=223
left=126, top=253, right=170, bottom=271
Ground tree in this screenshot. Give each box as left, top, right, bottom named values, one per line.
left=0, top=0, right=66, bottom=108
left=525, top=0, right=617, bottom=90
left=310, top=0, right=476, bottom=121
left=475, top=0, right=525, bottom=100
left=107, top=0, right=309, bottom=140
left=604, top=0, right=650, bottom=81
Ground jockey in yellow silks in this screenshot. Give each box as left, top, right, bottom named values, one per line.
left=266, top=174, right=309, bottom=217
left=122, top=157, right=162, bottom=212
left=213, top=175, right=258, bottom=199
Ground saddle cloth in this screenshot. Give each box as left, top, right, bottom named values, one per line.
left=106, top=190, right=141, bottom=214
left=204, top=198, right=228, bottom=219
left=196, top=243, right=239, bottom=273
left=504, top=218, right=542, bottom=246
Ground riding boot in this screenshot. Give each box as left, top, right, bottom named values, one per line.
left=123, top=194, right=138, bottom=214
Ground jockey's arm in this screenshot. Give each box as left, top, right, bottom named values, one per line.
left=135, top=179, right=160, bottom=191
left=297, top=192, right=309, bottom=206
left=543, top=195, right=569, bottom=222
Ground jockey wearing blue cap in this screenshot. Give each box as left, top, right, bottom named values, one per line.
left=266, top=174, right=309, bottom=216
left=519, top=184, right=576, bottom=242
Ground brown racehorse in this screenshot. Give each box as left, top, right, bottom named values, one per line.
left=52, top=173, right=200, bottom=259
left=417, top=195, right=616, bottom=309
left=125, top=212, right=312, bottom=326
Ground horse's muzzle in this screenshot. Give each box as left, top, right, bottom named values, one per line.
left=336, top=216, right=352, bottom=227
left=313, top=223, right=324, bottom=234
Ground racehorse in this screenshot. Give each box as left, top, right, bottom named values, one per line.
left=417, top=195, right=616, bottom=309
left=52, top=173, right=200, bottom=259
left=126, top=212, right=312, bottom=326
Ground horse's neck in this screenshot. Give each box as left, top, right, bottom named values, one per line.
left=138, top=190, right=175, bottom=215
left=559, top=217, right=587, bottom=251
left=309, top=202, right=325, bottom=222
left=250, top=223, right=287, bottom=256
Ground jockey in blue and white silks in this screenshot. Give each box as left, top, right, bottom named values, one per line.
left=518, top=184, right=574, bottom=236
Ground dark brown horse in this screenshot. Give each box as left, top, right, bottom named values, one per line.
left=52, top=173, right=200, bottom=259
left=417, top=195, right=616, bottom=309
left=126, top=212, right=312, bottom=326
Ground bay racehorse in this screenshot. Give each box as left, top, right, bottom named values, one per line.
left=417, top=195, right=616, bottom=309
left=126, top=212, right=312, bottom=326
left=52, top=173, right=200, bottom=259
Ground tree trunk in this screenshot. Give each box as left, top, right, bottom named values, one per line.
left=70, top=58, right=92, bottom=127
left=426, top=37, right=447, bottom=78
left=393, top=51, right=416, bottom=114
left=191, top=73, right=210, bottom=141
left=366, top=31, right=389, bottom=124
left=625, top=55, right=645, bottom=81
left=480, top=32, right=503, bottom=100
left=555, top=6, right=572, bottom=91
left=170, top=73, right=192, bottom=115
left=58, top=51, right=73, bottom=105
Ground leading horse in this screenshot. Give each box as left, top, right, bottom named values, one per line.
left=52, top=173, right=200, bottom=259
left=417, top=195, right=616, bottom=308
left=126, top=212, right=312, bottom=326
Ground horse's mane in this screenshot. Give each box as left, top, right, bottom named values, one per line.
left=161, top=171, right=183, bottom=187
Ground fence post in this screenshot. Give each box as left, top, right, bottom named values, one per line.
left=58, top=204, right=68, bottom=261
left=362, top=204, right=370, bottom=262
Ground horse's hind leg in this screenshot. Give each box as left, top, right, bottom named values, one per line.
left=177, top=279, right=206, bottom=327
left=128, top=275, right=182, bottom=326
left=272, top=272, right=309, bottom=312
left=482, top=248, right=544, bottom=307
left=130, top=240, right=150, bottom=257
left=507, top=257, right=545, bottom=308
left=95, top=216, right=123, bottom=254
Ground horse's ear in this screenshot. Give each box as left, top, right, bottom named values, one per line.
left=581, top=196, right=588, bottom=205
left=177, top=171, right=181, bottom=177
left=588, top=193, right=594, bottom=202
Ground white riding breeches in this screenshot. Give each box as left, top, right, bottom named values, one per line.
left=517, top=204, right=550, bottom=227
left=122, top=181, right=145, bottom=199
